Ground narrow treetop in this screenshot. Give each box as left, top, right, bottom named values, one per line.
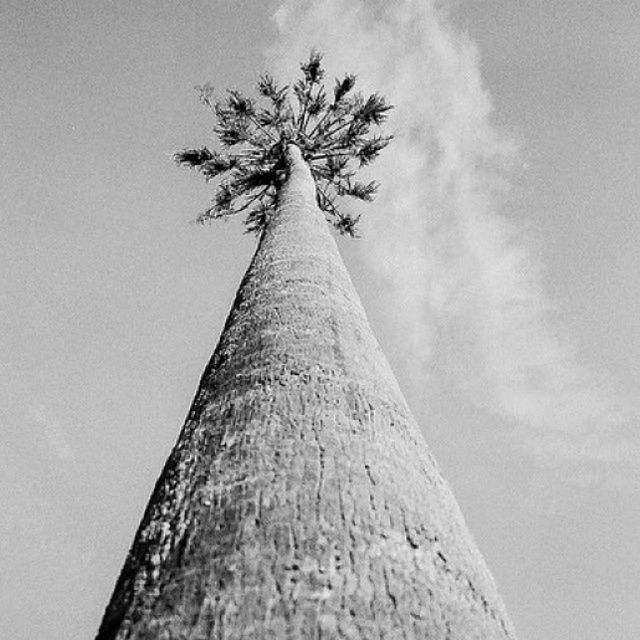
left=175, top=51, right=393, bottom=236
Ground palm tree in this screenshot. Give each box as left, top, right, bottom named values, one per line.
left=97, top=53, right=516, bottom=639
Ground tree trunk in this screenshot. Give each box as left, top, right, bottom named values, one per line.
left=97, top=145, right=516, bottom=639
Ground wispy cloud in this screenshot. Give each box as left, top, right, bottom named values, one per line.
left=28, top=406, right=76, bottom=464
left=268, top=0, right=636, bottom=462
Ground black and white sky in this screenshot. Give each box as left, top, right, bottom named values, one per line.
left=1, top=1, right=639, bottom=639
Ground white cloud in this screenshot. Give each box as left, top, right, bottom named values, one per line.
left=267, top=0, right=636, bottom=462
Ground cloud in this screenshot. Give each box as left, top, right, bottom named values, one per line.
left=28, top=406, right=76, bottom=464
left=267, top=0, right=636, bottom=462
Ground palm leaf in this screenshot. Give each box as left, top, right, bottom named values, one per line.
left=177, top=51, right=392, bottom=235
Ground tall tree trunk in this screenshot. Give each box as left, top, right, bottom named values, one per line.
left=97, top=145, right=516, bottom=639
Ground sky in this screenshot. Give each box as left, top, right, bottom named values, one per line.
left=1, top=1, right=638, bottom=639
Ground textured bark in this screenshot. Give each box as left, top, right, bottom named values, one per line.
left=97, top=145, right=516, bottom=639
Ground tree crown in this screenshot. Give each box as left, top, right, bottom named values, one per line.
left=175, top=51, right=393, bottom=237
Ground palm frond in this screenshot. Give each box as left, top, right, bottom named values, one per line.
left=177, top=51, right=392, bottom=235
left=300, top=50, right=324, bottom=85
left=174, top=147, right=214, bottom=167
left=333, top=74, right=356, bottom=105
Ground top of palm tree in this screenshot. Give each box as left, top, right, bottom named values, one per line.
left=175, top=51, right=393, bottom=237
